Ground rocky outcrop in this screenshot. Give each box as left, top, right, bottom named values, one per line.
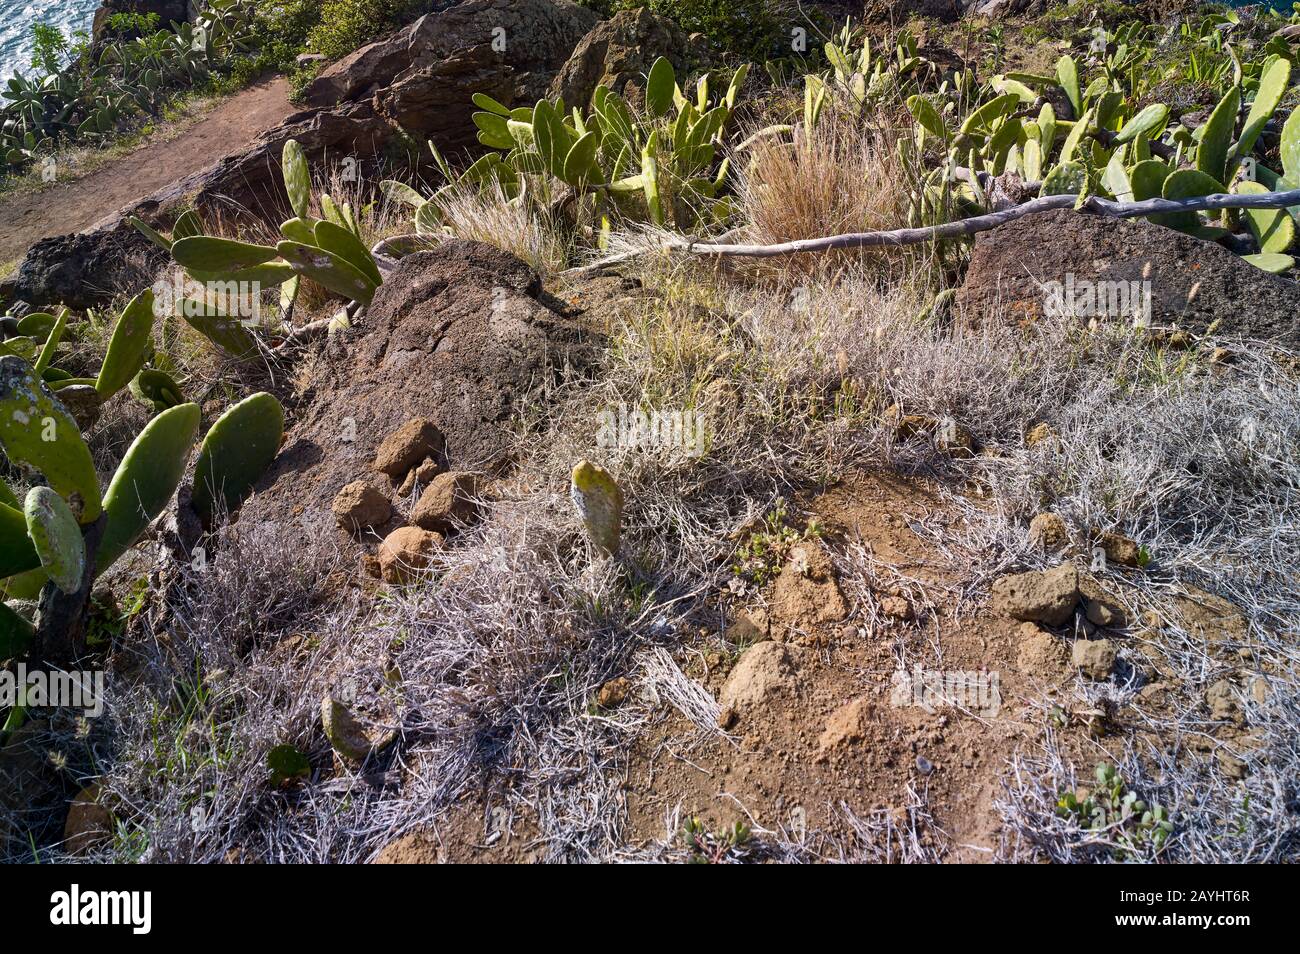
left=957, top=208, right=1300, bottom=346
left=303, top=0, right=600, bottom=150
left=91, top=0, right=195, bottom=42
left=236, top=240, right=599, bottom=540
left=5, top=0, right=605, bottom=310
left=548, top=7, right=707, bottom=110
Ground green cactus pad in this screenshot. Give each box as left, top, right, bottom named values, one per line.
left=32, top=307, right=67, bottom=376
left=1233, top=57, right=1290, bottom=174
left=1040, top=161, right=1088, bottom=196
left=1236, top=180, right=1295, bottom=254
left=129, top=215, right=173, bottom=252
left=170, top=300, right=259, bottom=358
left=172, top=209, right=204, bottom=240
left=15, top=312, right=58, bottom=340
left=1157, top=168, right=1223, bottom=232
left=0, top=600, right=35, bottom=659
left=95, top=290, right=155, bottom=400
left=279, top=217, right=318, bottom=245
left=1240, top=252, right=1295, bottom=273
left=191, top=392, right=284, bottom=527
left=129, top=369, right=186, bottom=410
left=0, top=356, right=101, bottom=524
left=98, top=402, right=201, bottom=574
left=275, top=241, right=378, bottom=304
left=312, top=220, right=383, bottom=288
left=171, top=236, right=279, bottom=273
left=24, top=485, right=85, bottom=593
left=185, top=261, right=298, bottom=289
left=0, top=500, right=41, bottom=579
left=1114, top=103, right=1168, bottom=145
left=282, top=139, right=312, bottom=220
left=1196, top=86, right=1240, bottom=187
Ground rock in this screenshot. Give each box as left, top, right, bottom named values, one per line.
left=378, top=526, right=444, bottom=584
left=882, top=404, right=973, bottom=455
left=397, top=457, right=442, bottom=496
left=1079, top=574, right=1126, bottom=628
left=56, top=384, right=103, bottom=432
left=1206, top=679, right=1244, bottom=724
left=373, top=419, right=446, bottom=480
left=597, top=677, right=631, bottom=708
left=1071, top=638, right=1116, bottom=679
left=863, top=0, right=965, bottom=22
left=880, top=596, right=913, bottom=621
left=91, top=0, right=191, bottom=43
left=991, top=563, right=1080, bottom=626
left=725, top=608, right=769, bottom=645
left=63, top=784, right=112, bottom=856
left=956, top=208, right=1300, bottom=346
left=1016, top=622, right=1070, bottom=677
left=331, top=480, right=392, bottom=533
left=1216, top=748, right=1249, bottom=779
left=1097, top=531, right=1142, bottom=568
left=234, top=242, right=596, bottom=539
left=295, top=52, right=327, bottom=68
left=719, top=641, right=797, bottom=711
left=1025, top=422, right=1056, bottom=447
left=548, top=7, right=707, bottom=109
left=1028, top=512, right=1069, bottom=551
left=817, top=696, right=874, bottom=756
left=321, top=693, right=397, bottom=763
left=411, top=471, right=481, bottom=534
left=8, top=222, right=166, bottom=310
left=304, top=0, right=599, bottom=150
left=770, top=542, right=847, bottom=629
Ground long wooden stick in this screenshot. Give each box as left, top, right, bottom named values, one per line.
left=565, top=188, right=1300, bottom=269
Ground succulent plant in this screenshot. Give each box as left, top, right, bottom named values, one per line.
left=570, top=459, right=623, bottom=558
left=191, top=392, right=284, bottom=528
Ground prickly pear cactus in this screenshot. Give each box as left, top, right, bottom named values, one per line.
left=282, top=138, right=312, bottom=220
left=95, top=290, right=155, bottom=400
left=0, top=356, right=101, bottom=524
left=0, top=500, right=41, bottom=579
left=570, top=459, right=624, bottom=558
left=191, top=392, right=284, bottom=527
left=129, top=369, right=186, bottom=411
left=0, top=600, right=35, bottom=659
left=23, top=485, right=85, bottom=594
left=98, top=403, right=202, bottom=575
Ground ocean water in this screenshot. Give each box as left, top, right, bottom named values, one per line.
left=0, top=0, right=101, bottom=85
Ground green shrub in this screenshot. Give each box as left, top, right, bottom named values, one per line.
left=620, top=0, right=787, bottom=58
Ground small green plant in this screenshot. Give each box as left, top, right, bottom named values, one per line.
left=1056, top=762, right=1173, bottom=857
left=682, top=815, right=751, bottom=863
left=731, top=499, right=823, bottom=585
left=29, top=22, right=69, bottom=74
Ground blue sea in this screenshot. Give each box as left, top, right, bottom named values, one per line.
left=0, top=0, right=101, bottom=84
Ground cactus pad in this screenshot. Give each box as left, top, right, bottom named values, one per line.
left=23, top=485, right=85, bottom=593
left=191, top=392, right=284, bottom=527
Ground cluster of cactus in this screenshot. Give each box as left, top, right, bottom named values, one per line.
left=802, top=22, right=944, bottom=132
left=907, top=22, right=1300, bottom=272
left=134, top=138, right=383, bottom=328
left=2, top=0, right=258, bottom=170
left=1057, top=762, right=1174, bottom=856
left=0, top=294, right=283, bottom=660
left=386, top=56, right=749, bottom=234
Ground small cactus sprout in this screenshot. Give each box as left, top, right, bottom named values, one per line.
left=570, top=459, right=623, bottom=557
left=23, top=486, right=85, bottom=594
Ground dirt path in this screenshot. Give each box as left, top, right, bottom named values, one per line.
left=0, top=77, right=295, bottom=268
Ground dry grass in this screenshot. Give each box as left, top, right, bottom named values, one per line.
left=430, top=181, right=571, bottom=276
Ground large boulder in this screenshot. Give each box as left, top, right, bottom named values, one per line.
left=303, top=0, right=600, bottom=150
left=236, top=241, right=598, bottom=538
left=2, top=220, right=165, bottom=311
left=548, top=7, right=707, bottom=110
left=92, top=1, right=194, bottom=42
left=956, top=208, right=1300, bottom=346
